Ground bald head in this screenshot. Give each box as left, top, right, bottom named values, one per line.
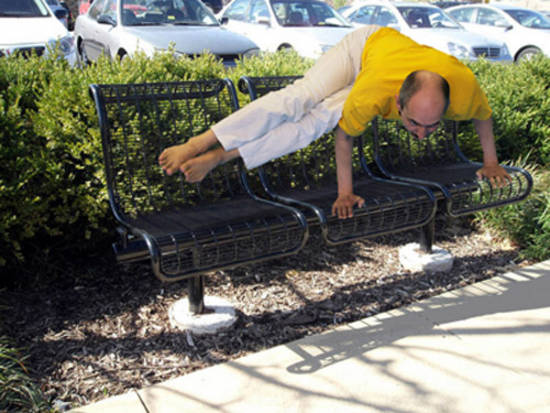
left=398, top=70, right=450, bottom=117
left=396, top=71, right=450, bottom=139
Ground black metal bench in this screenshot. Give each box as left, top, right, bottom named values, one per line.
left=371, top=118, right=533, bottom=250
left=89, top=80, right=309, bottom=313
left=237, top=75, right=437, bottom=245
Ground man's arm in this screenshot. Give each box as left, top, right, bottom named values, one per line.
left=473, top=117, right=511, bottom=187
left=332, top=126, right=365, bottom=219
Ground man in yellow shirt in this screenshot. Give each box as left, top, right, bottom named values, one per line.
left=158, top=26, right=510, bottom=218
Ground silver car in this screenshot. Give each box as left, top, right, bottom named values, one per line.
left=447, top=3, right=550, bottom=61
left=341, top=1, right=512, bottom=62
left=74, top=0, right=259, bottom=64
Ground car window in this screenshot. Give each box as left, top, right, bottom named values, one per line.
left=88, top=0, right=106, bottom=19
left=223, top=0, right=250, bottom=21
left=271, top=0, right=348, bottom=27
left=349, top=5, right=377, bottom=24
left=248, top=0, right=269, bottom=22
left=397, top=6, right=460, bottom=29
left=447, top=7, right=474, bottom=23
left=504, top=8, right=550, bottom=29
left=476, top=8, right=508, bottom=27
left=373, top=6, right=397, bottom=26
left=103, top=0, right=117, bottom=22
left=119, top=0, right=217, bottom=25
left=0, top=0, right=51, bottom=17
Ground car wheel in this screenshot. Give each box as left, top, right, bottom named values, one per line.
left=118, top=51, right=129, bottom=62
left=277, top=44, right=293, bottom=52
left=516, top=47, right=540, bottom=62
left=77, top=42, right=89, bottom=67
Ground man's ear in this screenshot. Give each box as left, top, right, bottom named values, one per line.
left=395, top=94, right=401, bottom=112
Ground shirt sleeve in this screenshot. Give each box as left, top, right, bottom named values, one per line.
left=469, top=81, right=492, bottom=120
left=338, top=80, right=381, bottom=136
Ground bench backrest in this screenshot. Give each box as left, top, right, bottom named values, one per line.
left=372, top=117, right=466, bottom=174
left=89, top=80, right=244, bottom=222
left=237, top=75, right=366, bottom=195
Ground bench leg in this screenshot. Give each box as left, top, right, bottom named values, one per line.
left=419, top=218, right=435, bottom=253
left=188, top=275, right=205, bottom=314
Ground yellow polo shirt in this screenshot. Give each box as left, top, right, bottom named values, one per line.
left=338, top=27, right=492, bottom=136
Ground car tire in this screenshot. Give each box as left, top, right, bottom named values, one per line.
left=77, top=42, right=89, bottom=67
left=118, top=51, right=129, bottom=62
left=277, top=44, right=293, bottom=52
left=516, top=47, right=540, bottom=62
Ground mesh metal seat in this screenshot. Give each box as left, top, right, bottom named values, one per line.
left=371, top=118, right=533, bottom=217
left=238, top=76, right=437, bottom=245
left=90, top=80, right=308, bottom=288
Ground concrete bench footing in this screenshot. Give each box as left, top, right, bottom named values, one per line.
left=399, top=242, right=454, bottom=273
left=169, top=296, right=237, bottom=335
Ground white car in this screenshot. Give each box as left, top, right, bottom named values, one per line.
left=74, top=0, right=259, bottom=64
left=0, top=0, right=77, bottom=65
left=447, top=3, right=550, bottom=61
left=340, top=1, right=512, bottom=62
left=217, top=0, right=354, bottom=59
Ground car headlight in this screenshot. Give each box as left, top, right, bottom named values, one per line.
left=447, top=42, right=473, bottom=59
left=242, top=48, right=260, bottom=59
left=49, top=34, right=75, bottom=56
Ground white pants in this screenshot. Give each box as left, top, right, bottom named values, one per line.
left=211, top=25, right=380, bottom=169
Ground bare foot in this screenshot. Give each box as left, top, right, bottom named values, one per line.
left=180, top=148, right=224, bottom=183
left=158, top=140, right=201, bottom=175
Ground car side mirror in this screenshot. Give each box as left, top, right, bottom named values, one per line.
left=255, top=16, right=271, bottom=26
left=504, top=25, right=513, bottom=31
left=54, top=9, right=68, bottom=19
left=97, top=14, right=116, bottom=26
left=219, top=16, right=228, bottom=24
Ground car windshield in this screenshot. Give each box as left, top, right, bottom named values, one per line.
left=397, top=6, right=461, bottom=29
left=121, top=0, right=218, bottom=26
left=0, top=0, right=51, bottom=17
left=271, top=0, right=350, bottom=27
left=503, top=8, right=550, bottom=29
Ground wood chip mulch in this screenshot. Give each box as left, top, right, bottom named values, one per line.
left=0, top=217, right=527, bottom=409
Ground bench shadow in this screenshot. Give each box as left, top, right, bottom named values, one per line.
left=284, top=263, right=550, bottom=375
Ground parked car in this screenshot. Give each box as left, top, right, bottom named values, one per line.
left=45, top=0, right=70, bottom=28
left=447, top=3, right=550, bottom=61
left=0, top=0, right=77, bottom=65
left=431, top=1, right=471, bottom=9
left=60, top=1, right=75, bottom=30
left=202, top=0, right=223, bottom=13
left=74, top=0, right=259, bottom=65
left=217, top=0, right=354, bottom=59
left=496, top=0, right=550, bottom=15
left=340, top=1, right=512, bottom=62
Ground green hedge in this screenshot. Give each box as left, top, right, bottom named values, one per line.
left=470, top=56, right=550, bottom=166
left=0, top=51, right=548, bottom=277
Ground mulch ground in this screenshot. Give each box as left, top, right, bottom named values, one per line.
left=0, top=217, right=528, bottom=409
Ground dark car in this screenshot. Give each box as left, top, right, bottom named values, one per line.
left=60, top=1, right=75, bottom=30
left=432, top=1, right=471, bottom=9
left=45, top=0, right=70, bottom=27
left=202, top=0, right=223, bottom=13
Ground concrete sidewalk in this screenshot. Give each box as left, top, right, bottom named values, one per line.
left=72, top=260, right=550, bottom=413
